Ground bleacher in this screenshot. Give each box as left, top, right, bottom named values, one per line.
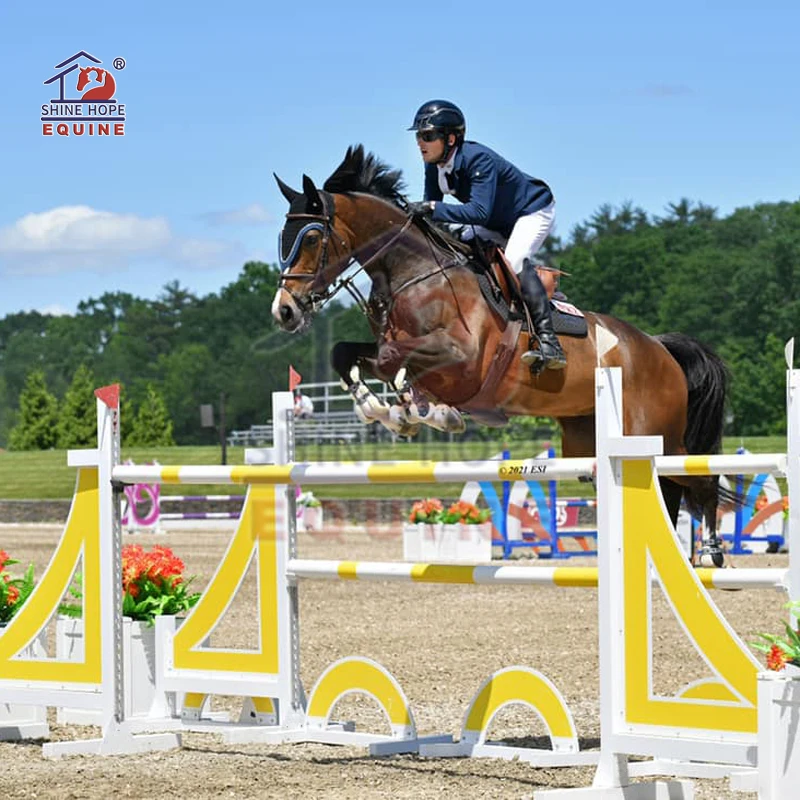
left=227, top=380, right=398, bottom=447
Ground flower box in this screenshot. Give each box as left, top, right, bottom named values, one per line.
left=756, top=668, right=800, bottom=797
left=0, top=624, right=48, bottom=740
left=402, top=522, right=492, bottom=563
left=299, top=504, right=324, bottom=532
left=56, top=616, right=169, bottom=723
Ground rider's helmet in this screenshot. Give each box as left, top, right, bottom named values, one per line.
left=408, top=100, right=466, bottom=139
left=409, top=101, right=465, bottom=162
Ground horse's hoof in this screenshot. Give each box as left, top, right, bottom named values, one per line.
left=441, top=407, right=466, bottom=433
left=698, top=548, right=725, bottom=568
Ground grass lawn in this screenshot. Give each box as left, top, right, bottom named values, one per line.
left=0, top=434, right=789, bottom=502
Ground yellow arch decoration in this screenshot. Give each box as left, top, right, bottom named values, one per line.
left=463, top=667, right=576, bottom=743
left=622, top=460, right=760, bottom=733
left=0, top=468, right=101, bottom=683
left=306, top=657, right=413, bottom=730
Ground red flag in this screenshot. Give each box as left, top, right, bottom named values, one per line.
left=289, top=365, right=302, bottom=391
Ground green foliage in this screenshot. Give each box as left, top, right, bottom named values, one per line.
left=752, top=600, right=800, bottom=669
left=0, top=195, right=799, bottom=448
left=8, top=371, right=59, bottom=451
left=559, top=199, right=800, bottom=435
left=126, top=384, right=175, bottom=447
left=0, top=554, right=36, bottom=624
left=57, top=364, right=97, bottom=448
left=121, top=575, right=200, bottom=625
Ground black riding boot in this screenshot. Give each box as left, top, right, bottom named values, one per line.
left=519, top=264, right=567, bottom=370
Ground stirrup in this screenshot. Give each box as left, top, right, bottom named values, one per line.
left=521, top=346, right=567, bottom=371
left=521, top=349, right=545, bottom=367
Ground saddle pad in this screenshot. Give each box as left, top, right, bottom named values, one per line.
left=552, top=301, right=588, bottom=337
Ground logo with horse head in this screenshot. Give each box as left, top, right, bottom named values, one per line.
left=42, top=50, right=126, bottom=137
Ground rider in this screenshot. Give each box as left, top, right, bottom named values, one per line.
left=407, top=99, right=566, bottom=370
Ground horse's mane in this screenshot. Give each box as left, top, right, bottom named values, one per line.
left=323, top=144, right=469, bottom=256
left=323, top=144, right=408, bottom=206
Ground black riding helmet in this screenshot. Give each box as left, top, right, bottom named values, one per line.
left=409, top=100, right=465, bottom=162
left=408, top=99, right=466, bottom=135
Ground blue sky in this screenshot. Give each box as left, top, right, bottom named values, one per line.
left=1, top=0, right=797, bottom=318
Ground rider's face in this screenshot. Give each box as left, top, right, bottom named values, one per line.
left=416, top=131, right=448, bottom=163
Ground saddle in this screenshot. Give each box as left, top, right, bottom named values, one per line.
left=471, top=244, right=588, bottom=338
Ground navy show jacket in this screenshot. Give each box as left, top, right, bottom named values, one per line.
left=423, top=141, right=553, bottom=238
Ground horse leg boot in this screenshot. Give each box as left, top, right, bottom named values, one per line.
left=519, top=263, right=567, bottom=370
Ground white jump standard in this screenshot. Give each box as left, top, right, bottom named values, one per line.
left=0, top=353, right=798, bottom=797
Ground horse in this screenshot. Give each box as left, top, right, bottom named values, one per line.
left=271, top=144, right=730, bottom=566
left=76, top=66, right=116, bottom=101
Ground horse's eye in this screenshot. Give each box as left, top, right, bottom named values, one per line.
left=304, top=233, right=320, bottom=248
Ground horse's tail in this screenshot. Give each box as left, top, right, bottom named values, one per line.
left=656, top=332, right=729, bottom=455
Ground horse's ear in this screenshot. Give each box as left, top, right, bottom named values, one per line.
left=274, top=173, right=300, bottom=204
left=302, top=174, right=323, bottom=212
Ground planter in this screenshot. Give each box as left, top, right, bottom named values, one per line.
left=403, top=522, right=492, bottom=563
left=757, top=668, right=800, bottom=798
left=300, top=505, right=324, bottom=532
left=56, top=616, right=168, bottom=723
left=0, top=622, right=49, bottom=740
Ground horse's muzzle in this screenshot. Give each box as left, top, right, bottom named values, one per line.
left=272, top=290, right=303, bottom=332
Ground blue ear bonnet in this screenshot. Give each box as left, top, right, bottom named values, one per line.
left=278, top=222, right=325, bottom=271
left=278, top=189, right=334, bottom=272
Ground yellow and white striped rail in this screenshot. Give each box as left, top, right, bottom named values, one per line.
left=112, top=458, right=596, bottom=486
left=111, top=452, right=788, bottom=486
left=286, top=560, right=789, bottom=591
left=655, top=453, right=787, bottom=476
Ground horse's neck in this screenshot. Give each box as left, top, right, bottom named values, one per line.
left=346, top=207, right=422, bottom=287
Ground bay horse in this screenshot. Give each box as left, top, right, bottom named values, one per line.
left=271, top=145, right=729, bottom=565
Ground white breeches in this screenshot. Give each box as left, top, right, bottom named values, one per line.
left=457, top=201, right=556, bottom=273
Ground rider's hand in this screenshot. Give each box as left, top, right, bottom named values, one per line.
left=407, top=201, right=434, bottom=218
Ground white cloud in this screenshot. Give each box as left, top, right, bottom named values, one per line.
left=0, top=206, right=170, bottom=254
left=0, top=206, right=241, bottom=275
left=170, top=237, right=243, bottom=268
left=201, top=203, right=273, bottom=226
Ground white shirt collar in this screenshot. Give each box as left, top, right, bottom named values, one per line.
left=437, top=146, right=459, bottom=195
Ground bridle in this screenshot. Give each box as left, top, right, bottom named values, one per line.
left=278, top=192, right=418, bottom=318
left=278, top=193, right=468, bottom=326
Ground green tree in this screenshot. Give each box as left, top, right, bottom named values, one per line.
left=58, top=364, right=97, bottom=448
left=125, top=384, right=175, bottom=447
left=8, top=370, right=59, bottom=450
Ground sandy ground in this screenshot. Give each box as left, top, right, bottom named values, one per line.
left=0, top=523, right=786, bottom=799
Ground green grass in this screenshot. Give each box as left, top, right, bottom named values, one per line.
left=0, top=434, right=789, bottom=501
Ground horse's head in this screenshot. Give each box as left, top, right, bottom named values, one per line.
left=271, top=173, right=350, bottom=332
left=76, top=66, right=98, bottom=93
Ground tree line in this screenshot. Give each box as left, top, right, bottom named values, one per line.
left=0, top=197, right=797, bottom=449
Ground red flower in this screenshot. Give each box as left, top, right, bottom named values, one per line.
left=5, top=584, right=19, bottom=606
left=767, top=644, right=789, bottom=671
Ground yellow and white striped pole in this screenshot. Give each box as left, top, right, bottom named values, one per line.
left=286, top=560, right=789, bottom=591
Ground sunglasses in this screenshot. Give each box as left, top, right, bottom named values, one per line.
left=415, top=130, right=443, bottom=143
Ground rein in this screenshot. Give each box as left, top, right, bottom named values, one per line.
left=279, top=201, right=470, bottom=327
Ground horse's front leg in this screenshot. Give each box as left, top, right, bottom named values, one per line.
left=330, top=341, right=419, bottom=436
left=377, top=332, right=469, bottom=434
